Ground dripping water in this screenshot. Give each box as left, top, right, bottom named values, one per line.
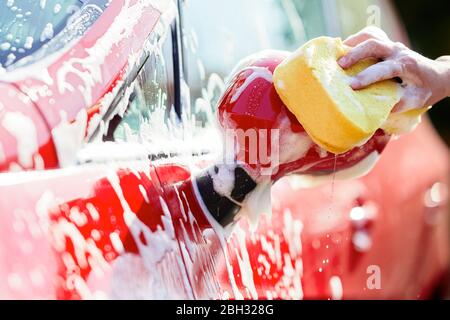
left=323, top=154, right=338, bottom=275
left=329, top=154, right=338, bottom=213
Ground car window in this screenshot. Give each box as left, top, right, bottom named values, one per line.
left=180, top=0, right=329, bottom=125
left=0, top=0, right=108, bottom=68
left=105, top=23, right=175, bottom=144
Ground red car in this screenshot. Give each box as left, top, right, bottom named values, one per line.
left=0, top=0, right=448, bottom=299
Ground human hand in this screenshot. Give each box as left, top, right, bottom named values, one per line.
left=338, top=26, right=450, bottom=112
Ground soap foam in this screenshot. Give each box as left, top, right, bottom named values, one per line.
left=230, top=66, right=273, bottom=103
left=288, top=151, right=380, bottom=188
left=1, top=111, right=38, bottom=168
left=209, top=164, right=236, bottom=198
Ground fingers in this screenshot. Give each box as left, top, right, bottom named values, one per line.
left=338, top=39, right=394, bottom=68
left=343, top=26, right=389, bottom=47
left=350, top=60, right=403, bottom=89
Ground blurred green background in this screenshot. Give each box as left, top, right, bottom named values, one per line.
left=394, top=0, right=450, bottom=147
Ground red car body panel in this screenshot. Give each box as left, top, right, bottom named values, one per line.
left=0, top=0, right=448, bottom=299
left=0, top=0, right=161, bottom=170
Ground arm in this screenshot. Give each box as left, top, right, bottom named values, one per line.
left=436, top=55, right=450, bottom=98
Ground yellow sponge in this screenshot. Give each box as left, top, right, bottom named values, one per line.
left=382, top=107, right=429, bottom=134
left=274, top=37, right=401, bottom=154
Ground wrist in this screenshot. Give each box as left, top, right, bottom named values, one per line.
left=436, top=56, right=450, bottom=97
left=446, top=67, right=450, bottom=98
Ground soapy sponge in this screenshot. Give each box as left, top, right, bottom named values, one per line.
left=274, top=37, right=401, bottom=154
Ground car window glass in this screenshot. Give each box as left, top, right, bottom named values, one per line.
left=180, top=0, right=328, bottom=126
left=0, top=0, right=108, bottom=68
left=110, top=26, right=175, bottom=143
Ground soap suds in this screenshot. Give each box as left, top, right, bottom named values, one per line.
left=278, top=126, right=313, bottom=165
left=191, top=178, right=244, bottom=299
left=233, top=225, right=258, bottom=299
left=276, top=79, right=285, bottom=89
left=51, top=109, right=87, bottom=167
left=56, top=0, right=156, bottom=106
left=138, top=185, right=150, bottom=203
left=282, top=209, right=303, bottom=258
left=329, top=276, right=343, bottom=300
left=236, top=179, right=272, bottom=230
left=381, top=109, right=424, bottom=135
left=210, top=165, right=236, bottom=197
left=1, top=111, right=38, bottom=168
left=304, top=45, right=315, bottom=64
left=352, top=230, right=372, bottom=252
left=106, top=170, right=192, bottom=299
left=230, top=67, right=273, bottom=103
left=288, top=151, right=380, bottom=188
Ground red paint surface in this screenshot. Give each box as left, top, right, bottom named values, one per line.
left=0, top=1, right=448, bottom=300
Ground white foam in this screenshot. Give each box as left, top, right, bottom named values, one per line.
left=236, top=179, right=272, bottom=230
left=278, top=124, right=313, bottom=165
left=382, top=110, right=423, bottom=135
left=51, top=109, right=87, bottom=167
left=106, top=170, right=192, bottom=299
left=282, top=209, right=303, bottom=258
left=138, top=185, right=150, bottom=203
left=56, top=0, right=156, bottom=106
left=230, top=67, right=273, bottom=104
left=191, top=178, right=244, bottom=299
left=329, top=276, right=343, bottom=300
left=40, top=23, right=54, bottom=42
left=304, top=45, right=315, bottom=64
left=288, top=151, right=380, bottom=188
left=1, top=111, right=38, bottom=168
left=1, top=42, right=11, bottom=51
left=233, top=224, right=258, bottom=299
left=209, top=164, right=235, bottom=197
left=352, top=230, right=372, bottom=252
left=24, top=36, right=34, bottom=50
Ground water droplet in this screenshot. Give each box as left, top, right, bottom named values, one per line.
left=7, top=273, right=23, bottom=290
left=24, top=36, right=34, bottom=49
left=54, top=3, right=62, bottom=14
left=1, top=42, right=11, bottom=51
left=352, top=230, right=372, bottom=252
left=349, top=206, right=367, bottom=228
left=40, top=23, right=54, bottom=42
left=329, top=276, right=343, bottom=300
left=424, top=182, right=447, bottom=208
